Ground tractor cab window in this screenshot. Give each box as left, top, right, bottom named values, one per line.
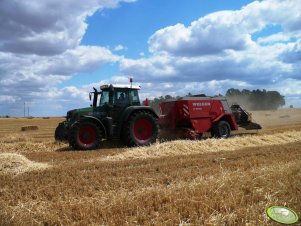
left=129, top=90, right=140, bottom=105
left=99, top=90, right=109, bottom=106
left=114, top=90, right=129, bottom=105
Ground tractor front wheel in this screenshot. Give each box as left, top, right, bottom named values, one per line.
left=55, top=122, right=68, bottom=142
left=123, top=111, right=158, bottom=146
left=69, top=121, right=102, bottom=150
left=211, top=121, right=231, bottom=138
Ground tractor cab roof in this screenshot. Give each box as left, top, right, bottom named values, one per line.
left=100, top=84, right=141, bottom=91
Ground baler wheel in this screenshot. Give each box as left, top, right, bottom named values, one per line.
left=69, top=121, right=102, bottom=150
left=123, top=111, right=158, bottom=146
left=211, top=121, right=231, bottom=138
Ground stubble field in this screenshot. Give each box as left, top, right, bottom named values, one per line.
left=0, top=108, right=300, bottom=225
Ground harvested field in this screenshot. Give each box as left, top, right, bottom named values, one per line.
left=0, top=153, right=49, bottom=176
left=251, top=108, right=301, bottom=128
left=0, top=110, right=300, bottom=225
left=102, top=130, right=301, bottom=161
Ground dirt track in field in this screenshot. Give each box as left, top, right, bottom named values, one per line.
left=0, top=109, right=300, bottom=225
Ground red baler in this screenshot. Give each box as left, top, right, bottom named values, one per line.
left=159, top=97, right=261, bottom=139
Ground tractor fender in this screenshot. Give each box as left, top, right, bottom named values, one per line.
left=121, top=106, right=158, bottom=121
left=119, top=106, right=158, bottom=136
left=71, top=115, right=107, bottom=138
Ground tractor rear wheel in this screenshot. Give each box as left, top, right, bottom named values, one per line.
left=69, top=121, right=102, bottom=150
left=211, top=121, right=231, bottom=138
left=123, top=111, right=158, bottom=146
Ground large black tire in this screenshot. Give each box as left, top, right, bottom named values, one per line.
left=55, top=122, right=67, bottom=142
left=69, top=121, right=102, bottom=150
left=123, top=111, right=158, bottom=146
left=211, top=121, right=231, bottom=138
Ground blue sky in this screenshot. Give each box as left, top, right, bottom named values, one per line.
left=70, top=0, right=255, bottom=86
left=81, top=0, right=254, bottom=56
left=0, top=0, right=300, bottom=116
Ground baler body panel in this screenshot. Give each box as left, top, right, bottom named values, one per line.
left=190, top=118, right=212, bottom=133
left=159, top=97, right=239, bottom=134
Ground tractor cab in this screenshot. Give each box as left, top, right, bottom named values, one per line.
left=88, top=84, right=141, bottom=108
left=86, top=85, right=142, bottom=122
left=98, top=84, right=141, bottom=108
left=98, top=85, right=142, bottom=123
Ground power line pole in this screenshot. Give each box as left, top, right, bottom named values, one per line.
left=24, top=102, right=25, bottom=117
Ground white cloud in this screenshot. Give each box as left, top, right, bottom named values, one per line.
left=120, top=54, right=177, bottom=81
left=41, top=46, right=119, bottom=75
left=121, top=43, right=294, bottom=84
left=113, top=44, right=127, bottom=51
left=273, top=79, right=301, bottom=96
left=0, top=0, right=135, bottom=116
left=148, top=0, right=301, bottom=57
left=111, top=76, right=130, bottom=83
left=0, top=95, right=20, bottom=103
left=0, top=0, right=127, bottom=55
left=257, top=32, right=291, bottom=44
left=121, top=0, right=301, bottom=107
left=148, top=19, right=252, bottom=56
left=280, top=40, right=301, bottom=63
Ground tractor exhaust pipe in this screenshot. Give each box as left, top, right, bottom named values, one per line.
left=93, top=87, right=98, bottom=107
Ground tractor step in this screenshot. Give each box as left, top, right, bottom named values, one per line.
left=112, top=125, right=119, bottom=137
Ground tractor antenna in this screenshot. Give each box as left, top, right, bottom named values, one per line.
left=129, top=77, right=133, bottom=88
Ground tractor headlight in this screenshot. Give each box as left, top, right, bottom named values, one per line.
left=66, top=110, right=75, bottom=121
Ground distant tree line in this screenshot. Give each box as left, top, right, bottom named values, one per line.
left=226, top=88, right=285, bottom=110
left=148, top=89, right=285, bottom=113
left=0, top=115, right=10, bottom=118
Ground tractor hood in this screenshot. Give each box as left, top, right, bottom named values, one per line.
left=75, top=107, right=94, bottom=115
left=66, top=107, right=107, bottom=121
left=66, top=107, right=93, bottom=120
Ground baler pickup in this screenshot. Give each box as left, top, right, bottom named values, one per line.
left=230, top=104, right=262, bottom=130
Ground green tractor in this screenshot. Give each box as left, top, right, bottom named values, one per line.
left=55, top=84, right=158, bottom=150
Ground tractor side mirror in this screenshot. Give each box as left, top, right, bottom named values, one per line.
left=89, top=93, right=92, bottom=101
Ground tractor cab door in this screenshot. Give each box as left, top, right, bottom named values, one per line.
left=110, top=89, right=130, bottom=123
left=98, top=90, right=110, bottom=113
